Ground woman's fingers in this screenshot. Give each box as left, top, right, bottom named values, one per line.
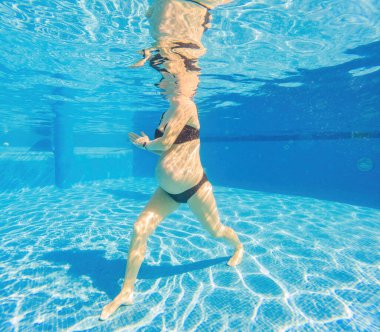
left=128, top=132, right=140, bottom=142
left=128, top=132, right=144, bottom=147
left=128, top=132, right=139, bottom=138
left=128, top=132, right=149, bottom=150
left=128, top=135, right=136, bottom=143
left=135, top=137, right=145, bottom=144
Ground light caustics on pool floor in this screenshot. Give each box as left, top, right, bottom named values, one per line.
left=0, top=178, right=379, bottom=331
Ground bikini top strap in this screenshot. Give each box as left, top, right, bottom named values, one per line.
left=158, top=111, right=165, bottom=125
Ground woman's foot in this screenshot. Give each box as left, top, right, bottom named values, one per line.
left=227, top=245, right=244, bottom=267
left=100, top=291, right=134, bottom=321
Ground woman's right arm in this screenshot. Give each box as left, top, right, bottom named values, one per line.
left=146, top=97, right=194, bottom=152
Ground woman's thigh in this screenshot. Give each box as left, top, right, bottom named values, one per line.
left=135, top=186, right=181, bottom=236
left=187, top=181, right=223, bottom=236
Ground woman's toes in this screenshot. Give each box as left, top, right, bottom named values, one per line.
left=227, top=248, right=244, bottom=267
left=99, top=292, right=134, bottom=321
left=100, top=301, right=117, bottom=321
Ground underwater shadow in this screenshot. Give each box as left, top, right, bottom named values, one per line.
left=42, top=249, right=229, bottom=298
left=104, top=189, right=151, bottom=201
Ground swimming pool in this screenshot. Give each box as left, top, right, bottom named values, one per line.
left=1, top=0, right=379, bottom=331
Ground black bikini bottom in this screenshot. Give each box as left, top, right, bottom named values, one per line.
left=163, top=172, right=208, bottom=204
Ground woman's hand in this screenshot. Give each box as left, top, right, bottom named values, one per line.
left=128, top=131, right=150, bottom=149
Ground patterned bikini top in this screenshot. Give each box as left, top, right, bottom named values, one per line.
left=154, top=112, right=200, bottom=144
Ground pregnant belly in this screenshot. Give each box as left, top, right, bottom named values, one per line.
left=155, top=144, right=203, bottom=193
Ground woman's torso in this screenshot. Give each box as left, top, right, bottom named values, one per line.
left=155, top=109, right=205, bottom=194
left=148, top=0, right=211, bottom=194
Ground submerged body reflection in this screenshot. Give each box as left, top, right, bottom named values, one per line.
left=100, top=0, right=244, bottom=320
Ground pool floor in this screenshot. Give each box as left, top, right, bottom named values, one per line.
left=0, top=177, right=379, bottom=331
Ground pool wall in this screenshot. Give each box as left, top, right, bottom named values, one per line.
left=1, top=42, right=379, bottom=208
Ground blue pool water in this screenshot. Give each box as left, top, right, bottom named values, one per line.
left=1, top=178, right=379, bottom=331
left=1, top=0, right=380, bottom=331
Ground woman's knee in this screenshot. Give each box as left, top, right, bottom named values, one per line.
left=210, top=223, right=225, bottom=238
left=133, top=222, right=146, bottom=238
left=133, top=211, right=159, bottom=238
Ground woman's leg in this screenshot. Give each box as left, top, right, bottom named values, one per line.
left=187, top=180, right=244, bottom=267
left=100, top=187, right=180, bottom=320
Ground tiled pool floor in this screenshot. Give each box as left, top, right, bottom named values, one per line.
left=0, top=177, right=379, bottom=331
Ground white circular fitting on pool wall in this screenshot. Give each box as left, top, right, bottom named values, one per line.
left=357, top=157, right=374, bottom=172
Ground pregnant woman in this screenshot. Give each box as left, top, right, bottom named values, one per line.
left=100, top=0, right=243, bottom=320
